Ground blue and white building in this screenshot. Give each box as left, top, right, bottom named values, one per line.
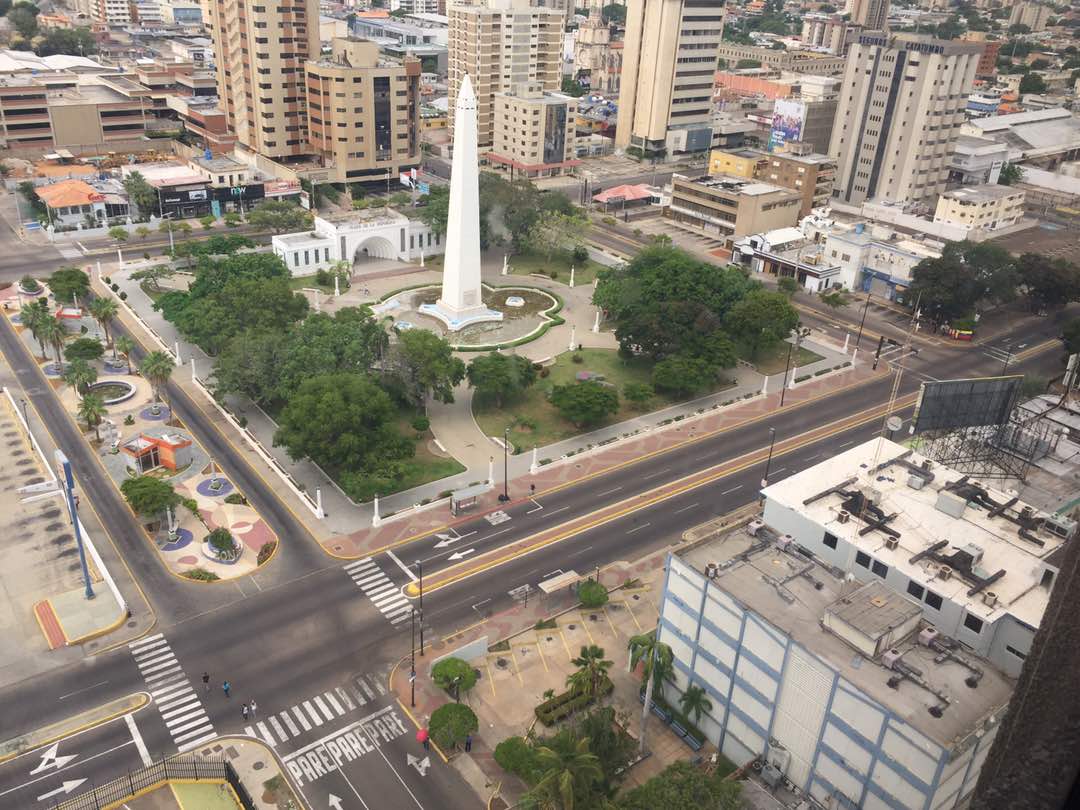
left=656, top=440, right=1069, bottom=808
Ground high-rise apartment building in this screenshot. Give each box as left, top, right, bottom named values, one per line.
left=829, top=33, right=980, bottom=206
left=447, top=0, right=565, bottom=150
left=489, top=83, right=577, bottom=178
left=616, top=0, right=724, bottom=159
left=847, top=0, right=889, bottom=31
left=1009, top=1, right=1052, bottom=33
left=305, top=40, right=422, bottom=183
left=204, top=0, right=320, bottom=161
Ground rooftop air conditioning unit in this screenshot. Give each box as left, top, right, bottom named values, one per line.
left=882, top=648, right=903, bottom=670
left=778, top=534, right=795, bottom=551
left=837, top=510, right=850, bottom=524
left=907, top=474, right=926, bottom=490
left=885, top=537, right=899, bottom=550
left=918, top=626, right=939, bottom=647
left=939, top=566, right=953, bottom=581
left=1044, top=513, right=1078, bottom=540
left=746, top=519, right=765, bottom=537
left=983, top=591, right=998, bottom=608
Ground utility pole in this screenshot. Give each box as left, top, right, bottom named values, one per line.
left=779, top=339, right=795, bottom=407
left=855, top=289, right=871, bottom=350
left=415, top=559, right=424, bottom=656
left=761, top=427, right=777, bottom=490
left=57, top=450, right=94, bottom=600
left=410, top=608, right=416, bottom=707
left=499, top=427, right=510, bottom=502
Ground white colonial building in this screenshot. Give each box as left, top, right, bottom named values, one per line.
left=272, top=209, right=444, bottom=277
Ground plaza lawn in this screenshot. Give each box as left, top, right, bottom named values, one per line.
left=473, top=348, right=735, bottom=450
left=507, top=250, right=605, bottom=286
left=287, top=275, right=337, bottom=295
left=745, top=342, right=824, bottom=376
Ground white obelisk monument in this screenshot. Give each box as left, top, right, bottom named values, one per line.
left=420, top=74, right=502, bottom=330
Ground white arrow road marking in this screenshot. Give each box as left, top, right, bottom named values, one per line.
left=433, top=536, right=460, bottom=548
left=29, top=743, right=77, bottom=775
left=406, top=754, right=431, bottom=776
left=328, top=794, right=343, bottom=809
left=448, top=548, right=475, bottom=561
left=36, top=780, right=86, bottom=801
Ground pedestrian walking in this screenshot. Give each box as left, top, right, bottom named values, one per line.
left=465, top=734, right=472, bottom=753
left=249, top=699, right=257, bottom=719
left=202, top=672, right=210, bottom=692
left=223, top=680, right=231, bottom=698
left=241, top=703, right=249, bottom=721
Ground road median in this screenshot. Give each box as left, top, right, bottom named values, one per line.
left=0, top=693, right=149, bottom=764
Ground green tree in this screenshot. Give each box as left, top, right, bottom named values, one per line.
left=601, top=3, right=625, bottom=24
left=38, top=316, right=67, bottom=365
left=578, top=578, right=609, bottom=609
left=622, top=382, right=653, bottom=409
left=140, top=350, right=174, bottom=404
left=550, top=381, right=619, bottom=427
left=64, top=337, right=104, bottom=363
left=1018, top=252, right=1080, bottom=312
left=63, top=357, right=97, bottom=396
left=466, top=352, right=537, bottom=406
left=130, top=264, right=175, bottom=292
left=429, top=703, right=478, bottom=752
left=34, top=26, right=98, bottom=57
left=494, top=736, right=543, bottom=785
left=909, top=241, right=1020, bottom=324
left=115, top=334, right=136, bottom=374
left=560, top=76, right=587, bottom=97
left=819, top=290, right=850, bottom=309
left=274, top=307, right=385, bottom=399
left=121, top=171, right=158, bottom=221
left=223, top=211, right=243, bottom=227
left=617, top=761, right=742, bottom=810
left=135, top=225, right=151, bottom=240
left=724, top=289, right=800, bottom=358
left=88, top=296, right=119, bottom=352
left=998, top=162, right=1025, bottom=186
left=526, top=211, right=589, bottom=263
left=199, top=214, right=216, bottom=230
left=47, top=267, right=90, bottom=305
left=1019, top=72, right=1047, bottom=94
left=651, top=355, right=715, bottom=397
left=1063, top=318, right=1080, bottom=355
left=530, top=737, right=603, bottom=810
left=272, top=373, right=410, bottom=476
left=7, top=5, right=39, bottom=38
left=211, top=328, right=289, bottom=406
left=246, top=199, right=312, bottom=233
left=77, top=393, right=107, bottom=440
left=431, top=657, right=477, bottom=701
left=568, top=645, right=612, bottom=697
left=19, top=300, right=50, bottom=358
left=392, top=329, right=466, bottom=407
left=593, top=245, right=756, bottom=361
left=120, top=475, right=180, bottom=523
left=628, top=632, right=673, bottom=693
left=678, top=684, right=713, bottom=724
left=777, top=276, right=799, bottom=296
left=108, top=226, right=129, bottom=245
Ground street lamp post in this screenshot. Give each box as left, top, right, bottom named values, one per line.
left=410, top=608, right=416, bottom=707
left=415, top=559, right=424, bottom=656
left=1001, top=343, right=1013, bottom=375
left=19, top=397, right=29, bottom=428
left=779, top=339, right=795, bottom=407
left=499, top=427, right=510, bottom=502
left=56, top=450, right=94, bottom=600
left=761, top=427, right=777, bottom=490
left=855, top=289, right=872, bottom=350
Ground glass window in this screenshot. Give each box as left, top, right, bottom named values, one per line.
left=855, top=551, right=870, bottom=568
left=963, top=613, right=983, bottom=634
left=823, top=532, right=838, bottom=549
left=924, top=590, right=943, bottom=610
left=871, top=560, right=888, bottom=579
left=906, top=580, right=924, bottom=600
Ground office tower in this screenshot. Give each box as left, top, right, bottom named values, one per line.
left=847, top=0, right=889, bottom=31
left=305, top=40, right=422, bottom=183
left=616, top=0, right=724, bottom=159
left=204, top=0, right=321, bottom=160
left=490, top=83, right=577, bottom=178
left=829, top=33, right=980, bottom=206
left=447, top=0, right=565, bottom=150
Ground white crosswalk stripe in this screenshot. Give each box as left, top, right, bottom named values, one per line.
left=343, top=558, right=416, bottom=624
left=238, top=676, right=387, bottom=748
left=130, top=636, right=215, bottom=752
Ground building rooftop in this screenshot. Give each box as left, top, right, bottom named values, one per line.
left=761, top=439, right=1066, bottom=629
left=121, top=162, right=206, bottom=188
left=941, top=184, right=1023, bottom=203
left=192, top=154, right=247, bottom=173
left=678, top=525, right=1014, bottom=748
left=47, top=83, right=139, bottom=106
left=36, top=180, right=103, bottom=208
left=675, top=173, right=796, bottom=197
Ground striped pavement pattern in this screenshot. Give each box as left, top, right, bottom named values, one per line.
left=244, top=674, right=387, bottom=747
left=130, top=633, right=217, bottom=753
left=344, top=558, right=413, bottom=625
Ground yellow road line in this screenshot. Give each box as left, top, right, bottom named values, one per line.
left=602, top=605, right=620, bottom=638
left=483, top=659, right=497, bottom=699
left=415, top=393, right=917, bottom=596
left=624, top=597, right=644, bottom=632
left=508, top=647, right=524, bottom=686
left=580, top=613, right=596, bottom=646
left=535, top=638, right=549, bottom=673
left=556, top=627, right=573, bottom=661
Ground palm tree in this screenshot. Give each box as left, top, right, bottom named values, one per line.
left=678, top=684, right=713, bottom=725
left=38, top=316, right=67, bottom=366
left=63, top=358, right=97, bottom=399
left=115, top=335, right=136, bottom=374
left=88, top=297, right=119, bottom=355
left=140, top=350, right=174, bottom=405
left=530, top=737, right=603, bottom=810
left=19, top=302, right=48, bottom=358
left=629, top=629, right=674, bottom=756
left=568, top=645, right=613, bottom=697
left=77, top=393, right=107, bottom=440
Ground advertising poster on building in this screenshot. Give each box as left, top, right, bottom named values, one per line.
left=769, top=99, right=806, bottom=152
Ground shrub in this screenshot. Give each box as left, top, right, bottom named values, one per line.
left=181, top=497, right=199, bottom=515
left=431, top=657, right=477, bottom=698
left=571, top=353, right=584, bottom=364
left=602, top=216, right=617, bottom=226
left=494, top=736, right=542, bottom=785
left=315, top=268, right=331, bottom=286
left=429, top=703, right=478, bottom=751
left=143, top=252, right=151, bottom=260
left=534, top=677, right=614, bottom=725
left=123, top=414, right=135, bottom=426
left=111, top=283, right=119, bottom=292
left=572, top=244, right=589, bottom=264
left=257, top=540, right=277, bottom=565
left=182, top=567, right=220, bottom=582
left=549, top=270, right=558, bottom=279
left=225, top=492, right=248, bottom=505
left=539, top=367, right=550, bottom=378
left=578, top=578, right=609, bottom=608
left=103, top=276, right=112, bottom=285
left=119, top=292, right=128, bottom=301
left=411, top=415, right=430, bottom=433
left=206, top=527, right=236, bottom=554
left=237, top=416, right=248, bottom=428
left=19, top=275, right=40, bottom=292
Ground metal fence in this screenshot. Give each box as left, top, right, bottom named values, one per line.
left=51, top=754, right=255, bottom=810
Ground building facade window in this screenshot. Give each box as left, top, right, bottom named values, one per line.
left=855, top=551, right=870, bottom=568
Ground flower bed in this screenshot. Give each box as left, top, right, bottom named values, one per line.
left=535, top=677, right=614, bottom=726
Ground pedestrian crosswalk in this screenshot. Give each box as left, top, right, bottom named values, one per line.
left=243, top=674, right=387, bottom=748
left=130, top=633, right=217, bottom=753
left=344, top=557, right=413, bottom=625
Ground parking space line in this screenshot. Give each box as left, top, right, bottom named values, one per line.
left=556, top=627, right=573, bottom=661
left=483, top=658, right=497, bottom=699
left=534, top=639, right=549, bottom=672
left=508, top=646, right=524, bottom=686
